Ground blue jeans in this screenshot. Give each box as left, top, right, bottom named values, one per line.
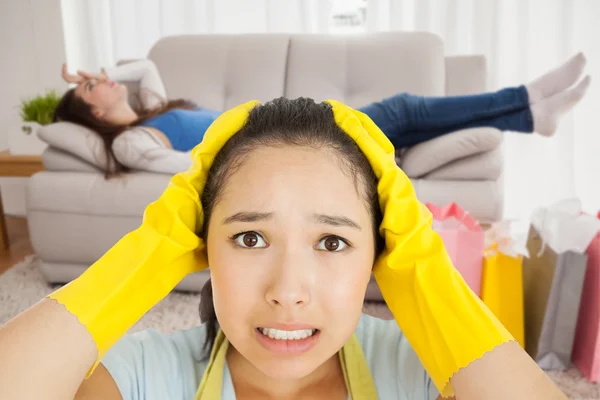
left=357, top=85, right=533, bottom=148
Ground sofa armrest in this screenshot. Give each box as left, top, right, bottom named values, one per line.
left=424, top=147, right=503, bottom=181
left=399, top=127, right=503, bottom=178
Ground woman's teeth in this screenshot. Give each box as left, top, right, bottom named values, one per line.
left=259, top=328, right=317, bottom=340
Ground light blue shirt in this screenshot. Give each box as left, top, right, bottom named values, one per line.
left=101, top=314, right=439, bottom=399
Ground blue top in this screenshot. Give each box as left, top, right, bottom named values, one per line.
left=141, top=107, right=222, bottom=151
left=101, top=314, right=439, bottom=400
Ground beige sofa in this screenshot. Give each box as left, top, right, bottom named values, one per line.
left=27, top=32, right=503, bottom=300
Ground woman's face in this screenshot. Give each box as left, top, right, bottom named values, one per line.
left=207, top=145, right=376, bottom=380
left=74, top=78, right=127, bottom=120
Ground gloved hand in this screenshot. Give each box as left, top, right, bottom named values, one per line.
left=328, top=99, right=513, bottom=398
left=47, top=100, right=260, bottom=376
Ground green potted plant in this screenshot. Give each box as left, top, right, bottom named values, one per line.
left=12, top=90, right=61, bottom=155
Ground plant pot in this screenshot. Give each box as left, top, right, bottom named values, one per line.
left=9, top=122, right=48, bottom=155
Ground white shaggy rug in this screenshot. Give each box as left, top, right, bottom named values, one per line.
left=1, top=257, right=598, bottom=399
left=0, top=256, right=202, bottom=334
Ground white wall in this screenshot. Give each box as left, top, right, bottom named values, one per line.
left=0, top=0, right=67, bottom=216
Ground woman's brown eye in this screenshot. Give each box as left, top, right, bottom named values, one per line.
left=317, top=236, right=348, bottom=252
left=233, top=232, right=267, bottom=248
left=325, top=237, right=339, bottom=251
left=243, top=233, right=258, bottom=247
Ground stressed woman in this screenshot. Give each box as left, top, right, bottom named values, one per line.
left=53, top=54, right=590, bottom=175
left=1, top=97, right=567, bottom=399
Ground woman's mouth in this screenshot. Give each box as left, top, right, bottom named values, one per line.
left=259, top=328, right=317, bottom=340
left=255, top=327, right=321, bottom=354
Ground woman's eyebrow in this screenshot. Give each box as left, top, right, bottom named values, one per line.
left=313, top=214, right=362, bottom=230
left=222, top=212, right=273, bottom=224
left=221, top=212, right=361, bottom=230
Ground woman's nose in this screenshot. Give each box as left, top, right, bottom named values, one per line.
left=265, top=249, right=313, bottom=309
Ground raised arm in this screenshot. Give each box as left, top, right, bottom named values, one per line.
left=328, top=101, right=567, bottom=399
left=449, top=341, right=565, bottom=399
left=62, top=59, right=167, bottom=110
left=103, top=59, right=168, bottom=109
left=113, top=127, right=193, bottom=174
left=0, top=298, right=100, bottom=399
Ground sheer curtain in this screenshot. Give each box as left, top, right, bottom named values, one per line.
left=60, top=0, right=334, bottom=70
left=60, top=0, right=600, bottom=220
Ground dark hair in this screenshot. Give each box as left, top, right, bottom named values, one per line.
left=198, top=97, right=385, bottom=358
left=52, top=88, right=195, bottom=178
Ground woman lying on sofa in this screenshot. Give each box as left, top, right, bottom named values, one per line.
left=53, top=53, right=590, bottom=175
left=1, top=96, right=568, bottom=399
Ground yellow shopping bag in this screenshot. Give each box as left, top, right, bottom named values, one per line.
left=481, top=243, right=525, bottom=349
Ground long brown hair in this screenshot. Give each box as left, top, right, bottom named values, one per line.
left=198, top=97, right=384, bottom=359
left=53, top=88, right=196, bottom=177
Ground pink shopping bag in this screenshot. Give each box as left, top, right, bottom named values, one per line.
left=572, top=211, right=600, bottom=382
left=426, top=202, right=485, bottom=296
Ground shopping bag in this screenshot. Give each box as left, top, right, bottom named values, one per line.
left=426, top=202, right=484, bottom=296
left=481, top=220, right=528, bottom=348
left=523, top=199, right=600, bottom=370
left=572, top=211, right=600, bottom=381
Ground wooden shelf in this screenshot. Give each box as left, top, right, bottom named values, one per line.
left=0, top=150, right=44, bottom=177
left=0, top=150, right=44, bottom=251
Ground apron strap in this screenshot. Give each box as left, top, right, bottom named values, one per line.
left=195, top=330, right=229, bottom=399
left=196, top=330, right=378, bottom=399
left=340, top=333, right=379, bottom=399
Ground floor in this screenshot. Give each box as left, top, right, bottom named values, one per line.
left=0, top=217, right=34, bottom=276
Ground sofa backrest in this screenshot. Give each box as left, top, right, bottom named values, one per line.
left=148, top=32, right=487, bottom=109
left=445, top=55, right=487, bottom=96
left=148, top=34, right=290, bottom=111
left=285, top=32, right=446, bottom=107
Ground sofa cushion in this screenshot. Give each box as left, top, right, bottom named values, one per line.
left=285, top=32, right=445, bottom=107
left=38, top=122, right=187, bottom=175
left=400, top=127, right=503, bottom=178
left=37, top=122, right=113, bottom=171
left=424, top=147, right=503, bottom=181
left=42, top=146, right=101, bottom=173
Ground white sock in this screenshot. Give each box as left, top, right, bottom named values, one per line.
left=531, top=75, right=591, bottom=137
left=526, top=52, right=587, bottom=104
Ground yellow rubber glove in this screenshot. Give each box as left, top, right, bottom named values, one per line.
left=47, top=100, right=260, bottom=376
left=328, top=99, right=513, bottom=397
